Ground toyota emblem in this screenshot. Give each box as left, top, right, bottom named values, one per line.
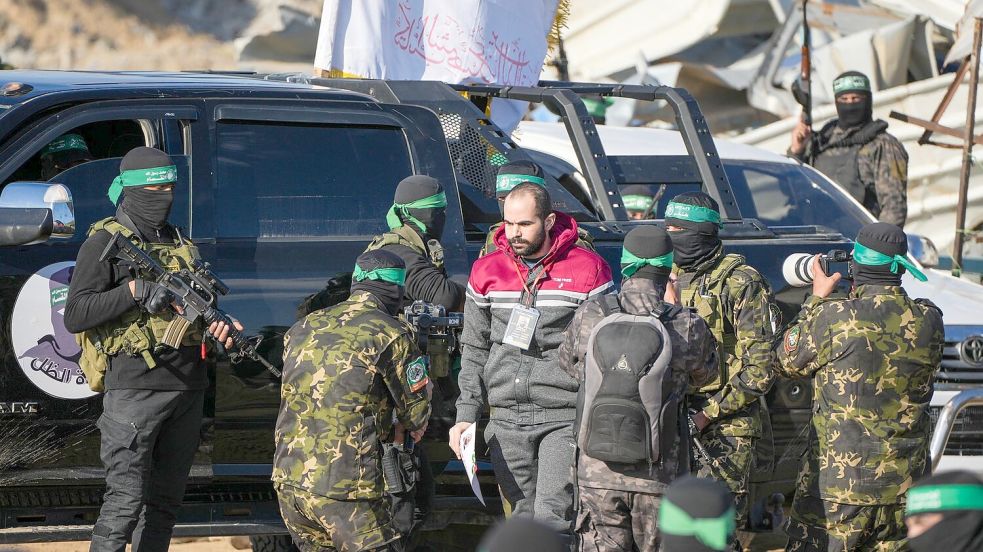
left=960, top=335, right=983, bottom=368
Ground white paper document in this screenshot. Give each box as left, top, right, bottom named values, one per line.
left=460, top=422, right=485, bottom=506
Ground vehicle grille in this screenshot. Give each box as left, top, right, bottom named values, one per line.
left=937, top=330, right=983, bottom=384
left=929, top=405, right=983, bottom=456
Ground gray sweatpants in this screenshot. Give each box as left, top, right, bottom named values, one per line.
left=89, top=388, right=204, bottom=552
left=484, top=420, right=576, bottom=534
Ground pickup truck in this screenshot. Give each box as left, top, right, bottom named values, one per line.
left=1, top=72, right=977, bottom=549
left=511, top=117, right=983, bottom=502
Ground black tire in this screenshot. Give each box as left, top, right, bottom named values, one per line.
left=250, top=535, right=299, bottom=552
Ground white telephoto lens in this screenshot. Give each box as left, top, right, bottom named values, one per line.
left=782, top=253, right=816, bottom=287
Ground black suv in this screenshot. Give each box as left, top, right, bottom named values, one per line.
left=0, top=71, right=858, bottom=547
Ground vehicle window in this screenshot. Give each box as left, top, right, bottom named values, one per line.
left=5, top=119, right=148, bottom=185
left=616, top=182, right=703, bottom=219
left=614, top=160, right=870, bottom=236
left=215, top=121, right=414, bottom=239
left=723, top=161, right=869, bottom=236
left=49, top=156, right=191, bottom=241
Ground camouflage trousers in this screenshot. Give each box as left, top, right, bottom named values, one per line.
left=784, top=494, right=907, bottom=552
left=275, top=483, right=403, bottom=552
left=575, top=486, right=661, bottom=552
left=692, top=426, right=754, bottom=529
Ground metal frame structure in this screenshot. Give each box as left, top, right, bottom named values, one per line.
left=302, top=76, right=742, bottom=223
left=457, top=81, right=742, bottom=221
left=930, top=388, right=983, bottom=471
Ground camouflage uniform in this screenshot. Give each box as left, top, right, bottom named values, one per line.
left=480, top=221, right=596, bottom=257
left=272, top=291, right=431, bottom=552
left=799, top=120, right=909, bottom=227
left=776, top=285, right=944, bottom=552
left=559, top=277, right=718, bottom=552
left=672, top=248, right=778, bottom=529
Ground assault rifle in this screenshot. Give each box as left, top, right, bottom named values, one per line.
left=791, top=0, right=815, bottom=161
left=99, top=231, right=282, bottom=377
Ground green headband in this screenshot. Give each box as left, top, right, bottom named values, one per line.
left=496, top=174, right=546, bottom=194
left=834, top=75, right=871, bottom=95
left=907, top=484, right=983, bottom=516
left=352, top=265, right=406, bottom=286
left=852, top=242, right=927, bottom=282
left=665, top=201, right=723, bottom=228
left=659, top=500, right=735, bottom=551
left=623, top=194, right=654, bottom=212
left=108, top=165, right=178, bottom=205
left=583, top=97, right=614, bottom=118
left=621, top=249, right=673, bottom=278
left=385, top=191, right=448, bottom=233
left=41, top=134, right=89, bottom=157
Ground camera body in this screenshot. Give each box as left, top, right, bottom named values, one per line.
left=783, top=249, right=853, bottom=287
left=401, top=300, right=463, bottom=378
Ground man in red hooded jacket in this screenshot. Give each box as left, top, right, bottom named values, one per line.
left=449, top=183, right=613, bottom=537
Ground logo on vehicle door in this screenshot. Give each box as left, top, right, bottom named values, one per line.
left=960, top=335, right=983, bottom=368
left=11, top=262, right=98, bottom=400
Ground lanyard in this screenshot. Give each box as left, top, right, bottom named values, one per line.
left=512, top=261, right=547, bottom=308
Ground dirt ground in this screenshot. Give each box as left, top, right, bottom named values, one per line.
left=0, top=536, right=250, bottom=552
left=0, top=535, right=790, bottom=551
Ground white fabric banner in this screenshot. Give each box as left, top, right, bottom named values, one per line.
left=315, top=0, right=558, bottom=130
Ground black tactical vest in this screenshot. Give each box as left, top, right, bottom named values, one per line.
left=811, top=120, right=888, bottom=214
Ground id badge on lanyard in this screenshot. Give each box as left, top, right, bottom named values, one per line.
left=503, top=304, right=541, bottom=350
left=502, top=263, right=545, bottom=350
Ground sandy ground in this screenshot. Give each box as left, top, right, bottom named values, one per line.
left=0, top=537, right=250, bottom=552
left=0, top=535, right=790, bottom=552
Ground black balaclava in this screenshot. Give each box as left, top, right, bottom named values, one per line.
left=477, top=517, right=564, bottom=552
left=853, top=222, right=906, bottom=287
left=665, top=192, right=722, bottom=269
left=833, top=71, right=873, bottom=130
left=622, top=225, right=673, bottom=291
left=907, top=471, right=983, bottom=552
left=117, top=147, right=175, bottom=236
left=661, top=476, right=735, bottom=552
left=496, top=161, right=546, bottom=215
left=349, top=249, right=406, bottom=316
left=622, top=184, right=656, bottom=219
left=394, top=175, right=446, bottom=241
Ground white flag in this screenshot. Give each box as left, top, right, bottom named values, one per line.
left=315, top=0, right=559, bottom=131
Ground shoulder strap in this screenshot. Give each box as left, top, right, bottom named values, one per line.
left=599, top=294, right=621, bottom=317
left=705, top=254, right=745, bottom=285
left=88, top=217, right=135, bottom=240
left=650, top=301, right=683, bottom=322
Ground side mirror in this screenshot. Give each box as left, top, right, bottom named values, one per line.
left=0, top=182, right=75, bottom=246
left=907, top=233, right=939, bottom=269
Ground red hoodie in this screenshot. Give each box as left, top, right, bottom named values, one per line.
left=456, top=212, right=613, bottom=425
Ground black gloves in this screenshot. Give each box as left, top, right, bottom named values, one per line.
left=132, top=279, right=177, bottom=314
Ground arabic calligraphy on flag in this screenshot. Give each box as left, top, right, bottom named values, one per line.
left=315, top=0, right=559, bottom=130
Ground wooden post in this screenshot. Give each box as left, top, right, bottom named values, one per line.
left=953, top=17, right=983, bottom=276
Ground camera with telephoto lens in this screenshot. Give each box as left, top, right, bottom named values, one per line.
left=401, top=300, right=463, bottom=378
left=783, top=250, right=852, bottom=287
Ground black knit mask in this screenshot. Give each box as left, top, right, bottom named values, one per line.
left=120, top=186, right=173, bottom=231
left=669, top=229, right=721, bottom=269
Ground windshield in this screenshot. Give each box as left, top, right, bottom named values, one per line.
left=617, top=159, right=871, bottom=236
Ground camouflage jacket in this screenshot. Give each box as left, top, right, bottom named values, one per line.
left=673, top=248, right=777, bottom=437
left=272, top=291, right=431, bottom=500
left=480, top=220, right=596, bottom=257
left=796, top=120, right=908, bottom=227
left=559, top=277, right=718, bottom=494
left=776, top=285, right=944, bottom=505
